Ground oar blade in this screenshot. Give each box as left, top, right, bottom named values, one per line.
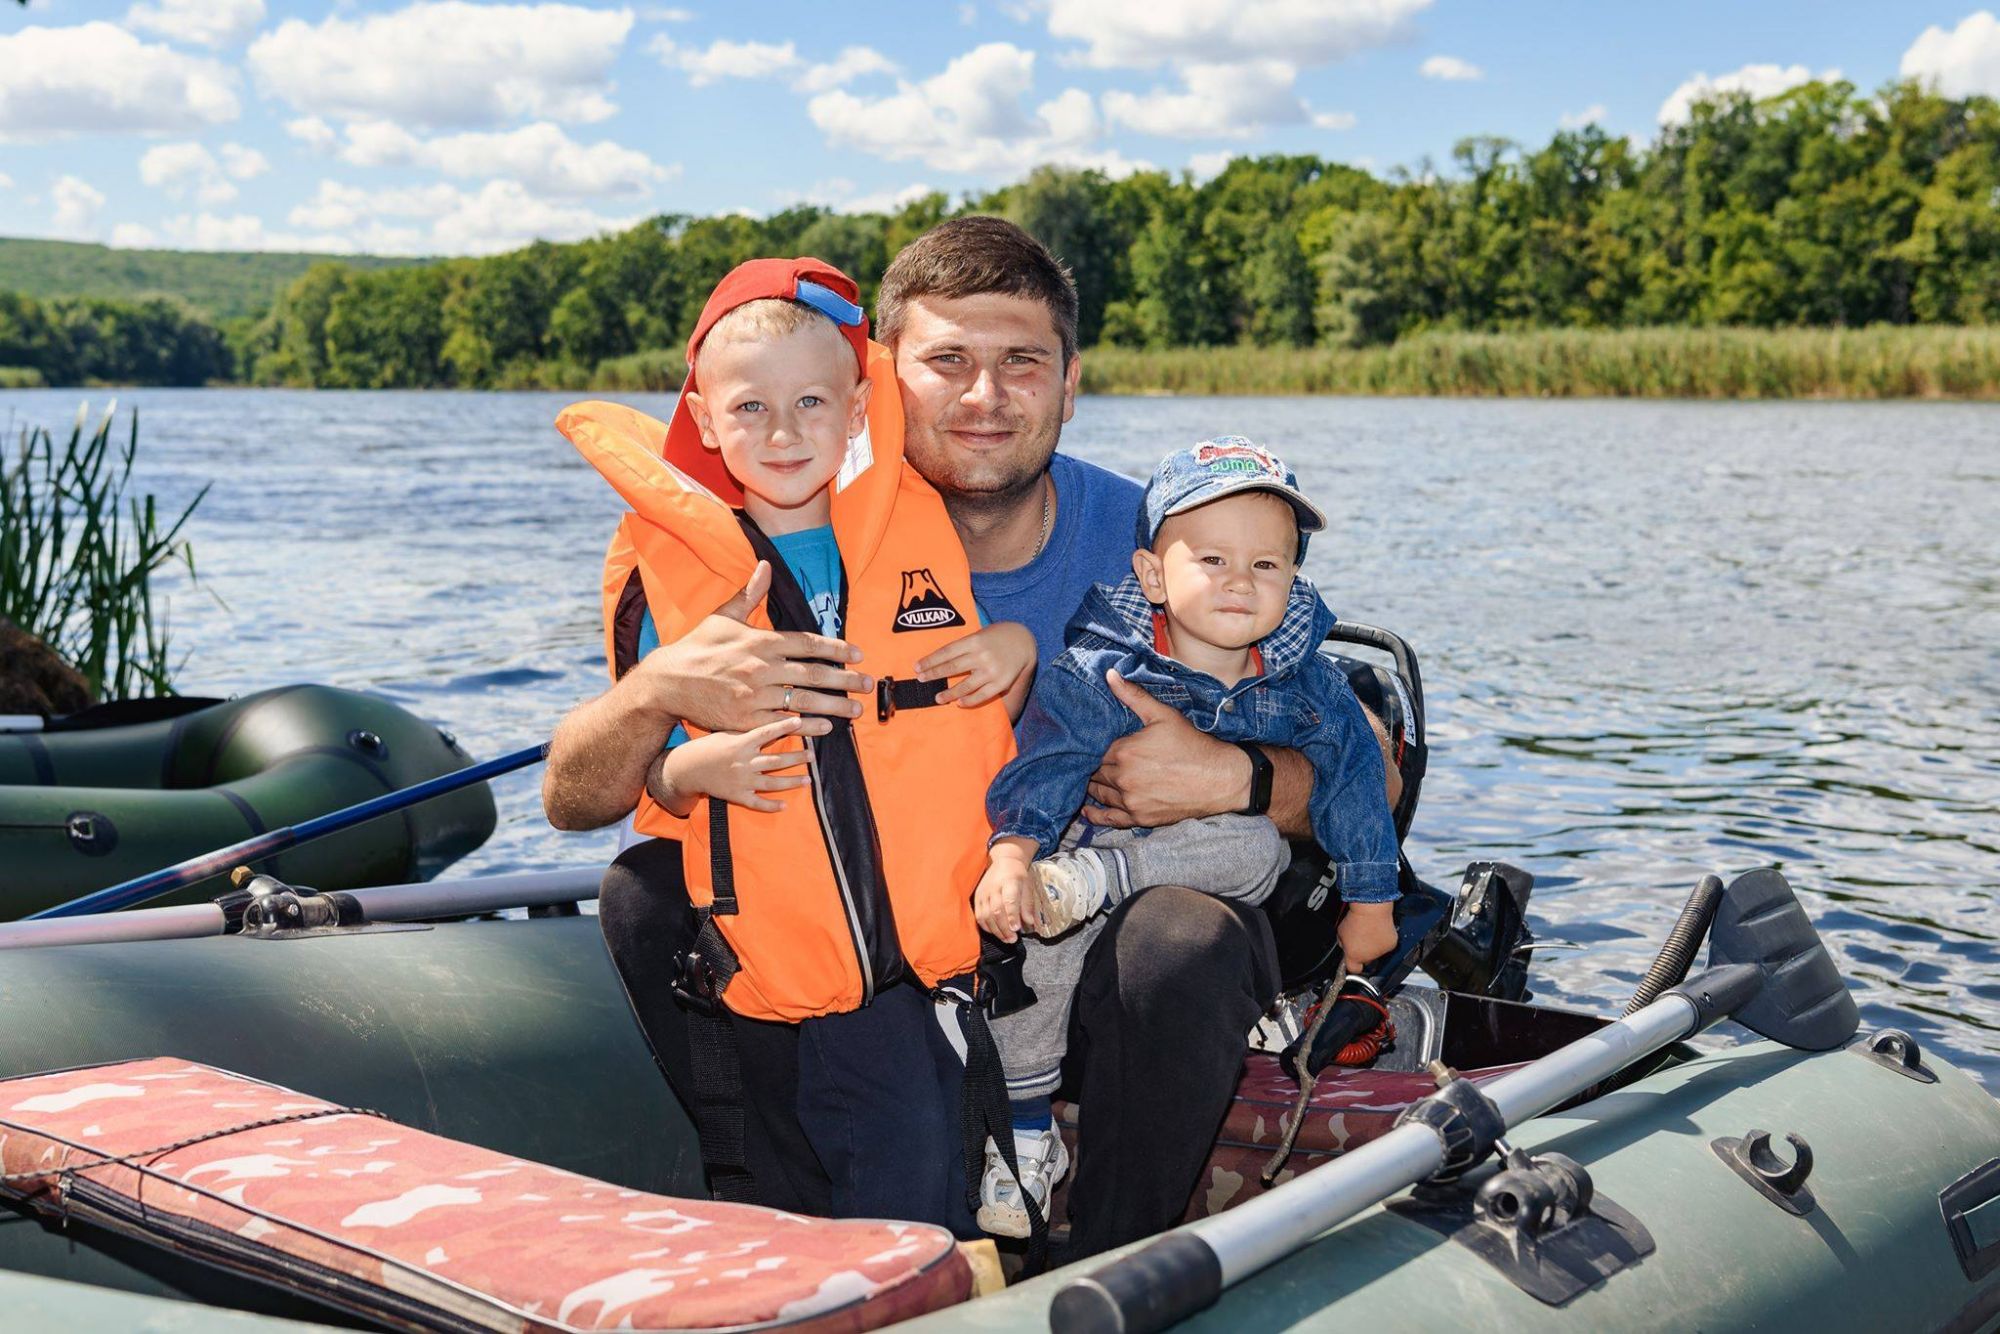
left=1705, top=868, right=1859, bottom=1051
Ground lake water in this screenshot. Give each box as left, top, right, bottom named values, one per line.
left=6, top=387, right=1997, bottom=1088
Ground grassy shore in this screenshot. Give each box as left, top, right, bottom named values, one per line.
left=1078, top=326, right=2000, bottom=399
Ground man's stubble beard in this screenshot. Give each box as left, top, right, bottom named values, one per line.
left=905, top=407, right=1064, bottom=522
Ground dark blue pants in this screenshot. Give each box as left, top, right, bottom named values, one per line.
left=795, top=982, right=974, bottom=1237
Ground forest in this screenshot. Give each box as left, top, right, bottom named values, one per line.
left=3, top=80, right=1996, bottom=394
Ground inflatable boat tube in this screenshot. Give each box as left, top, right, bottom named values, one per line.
left=0, top=915, right=1996, bottom=1332
left=0, top=685, right=496, bottom=916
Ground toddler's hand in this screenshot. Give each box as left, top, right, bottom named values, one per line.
left=973, top=845, right=1043, bottom=943
left=1337, top=900, right=1399, bottom=972
left=663, top=717, right=812, bottom=814
left=915, top=621, right=1036, bottom=709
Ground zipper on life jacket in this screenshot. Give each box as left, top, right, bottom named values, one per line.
left=802, top=734, right=874, bottom=1005
left=732, top=514, right=906, bottom=1009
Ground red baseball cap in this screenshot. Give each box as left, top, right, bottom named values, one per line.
left=663, top=256, right=870, bottom=506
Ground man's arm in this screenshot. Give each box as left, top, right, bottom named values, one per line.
left=542, top=562, right=870, bottom=831
left=1081, top=672, right=1372, bottom=842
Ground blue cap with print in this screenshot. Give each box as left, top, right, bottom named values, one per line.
left=1139, top=436, right=1327, bottom=559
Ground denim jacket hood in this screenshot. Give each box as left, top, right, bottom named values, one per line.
left=985, top=571, right=1402, bottom=903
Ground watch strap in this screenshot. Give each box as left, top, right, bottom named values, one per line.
left=1234, top=741, right=1274, bottom=817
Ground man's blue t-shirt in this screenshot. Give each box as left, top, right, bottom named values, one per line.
left=973, top=453, right=1144, bottom=667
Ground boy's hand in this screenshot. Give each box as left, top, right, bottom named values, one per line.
left=973, top=839, right=1043, bottom=942
left=915, top=622, right=1036, bottom=710
left=1337, top=900, right=1399, bottom=972
left=658, top=716, right=812, bottom=815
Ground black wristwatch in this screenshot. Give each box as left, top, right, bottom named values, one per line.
left=1234, top=741, right=1274, bottom=817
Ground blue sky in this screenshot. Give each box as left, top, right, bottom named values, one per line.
left=3, top=0, right=1998, bottom=255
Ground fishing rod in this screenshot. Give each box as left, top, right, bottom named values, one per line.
left=1051, top=868, right=1861, bottom=1334
left=28, top=742, right=549, bottom=920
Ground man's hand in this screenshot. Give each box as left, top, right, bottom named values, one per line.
left=542, top=561, right=867, bottom=831
left=915, top=621, right=1036, bottom=715
left=1083, top=670, right=1252, bottom=829
left=1337, top=901, right=1399, bottom=972
left=973, top=838, right=1043, bottom=943
left=643, top=560, right=872, bottom=732
left=651, top=716, right=813, bottom=817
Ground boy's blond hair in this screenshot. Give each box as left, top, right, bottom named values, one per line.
left=694, top=298, right=851, bottom=378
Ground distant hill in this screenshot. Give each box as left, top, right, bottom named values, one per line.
left=0, top=237, right=424, bottom=322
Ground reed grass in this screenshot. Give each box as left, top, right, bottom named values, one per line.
left=0, top=404, right=209, bottom=699
left=1079, top=326, right=2000, bottom=399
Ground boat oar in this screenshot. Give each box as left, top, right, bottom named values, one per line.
left=1050, top=868, right=1859, bottom=1334
left=27, top=742, right=548, bottom=920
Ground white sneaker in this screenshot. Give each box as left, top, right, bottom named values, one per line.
left=977, top=1128, right=1070, bottom=1239
left=1032, top=849, right=1111, bottom=936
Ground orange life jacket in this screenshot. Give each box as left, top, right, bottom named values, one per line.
left=557, top=344, right=1015, bottom=1022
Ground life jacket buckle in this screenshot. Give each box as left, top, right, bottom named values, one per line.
left=876, top=676, right=896, bottom=724
left=671, top=948, right=725, bottom=1018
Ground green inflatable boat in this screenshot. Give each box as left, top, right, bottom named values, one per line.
left=0, top=685, right=497, bottom=916
left=0, top=863, right=1993, bottom=1333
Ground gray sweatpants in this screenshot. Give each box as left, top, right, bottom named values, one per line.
left=991, top=813, right=1289, bottom=1102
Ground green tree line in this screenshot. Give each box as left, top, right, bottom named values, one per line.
left=8, top=80, right=1996, bottom=390
left=0, top=291, right=229, bottom=387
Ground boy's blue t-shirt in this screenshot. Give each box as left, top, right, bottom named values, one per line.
left=640, top=522, right=843, bottom=747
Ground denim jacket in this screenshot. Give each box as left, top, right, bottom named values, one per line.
left=985, top=573, right=1401, bottom=903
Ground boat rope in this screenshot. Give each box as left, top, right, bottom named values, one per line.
left=0, top=1105, right=390, bottom=1187
left=1262, top=964, right=1344, bottom=1186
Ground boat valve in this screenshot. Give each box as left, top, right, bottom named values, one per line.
left=1711, top=1130, right=1817, bottom=1216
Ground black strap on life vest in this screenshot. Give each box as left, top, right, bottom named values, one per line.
left=733, top=513, right=907, bottom=1000
left=941, top=941, right=1050, bottom=1276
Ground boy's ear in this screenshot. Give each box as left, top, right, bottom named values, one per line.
left=684, top=390, right=718, bottom=451
left=1131, top=548, right=1166, bottom=605
left=847, top=373, right=872, bottom=439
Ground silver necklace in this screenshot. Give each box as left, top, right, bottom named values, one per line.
left=1030, top=478, right=1053, bottom=561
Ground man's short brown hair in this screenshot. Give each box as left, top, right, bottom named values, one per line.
left=876, top=215, right=1079, bottom=366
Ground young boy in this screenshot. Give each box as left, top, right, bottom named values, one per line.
left=971, top=437, right=1403, bottom=1238
left=560, top=258, right=1034, bottom=1235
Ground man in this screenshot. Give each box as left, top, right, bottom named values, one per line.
left=544, top=216, right=1324, bottom=1258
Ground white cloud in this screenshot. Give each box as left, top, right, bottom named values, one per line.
left=289, top=178, right=644, bottom=254
left=220, top=144, right=270, bottom=179
left=138, top=141, right=267, bottom=205
left=809, top=42, right=1145, bottom=176
left=1188, top=149, right=1235, bottom=182
left=1103, top=60, right=1350, bottom=138
left=248, top=2, right=633, bottom=129
left=798, top=46, right=900, bottom=93
left=125, top=0, right=266, bottom=49
left=1657, top=62, right=1839, bottom=125
left=652, top=36, right=894, bottom=92
left=788, top=177, right=939, bottom=214
left=1559, top=103, right=1607, bottom=130
left=286, top=116, right=337, bottom=150
left=335, top=120, right=674, bottom=197
left=1901, top=11, right=2000, bottom=98
left=1419, top=54, right=1481, bottom=81
left=0, top=23, right=239, bottom=141
left=110, top=223, right=158, bottom=247
left=1047, top=0, right=1430, bottom=68
left=0, top=173, right=13, bottom=191
left=50, top=176, right=107, bottom=239
left=641, top=5, right=695, bottom=18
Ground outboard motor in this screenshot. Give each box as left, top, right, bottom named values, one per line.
left=1265, top=623, right=1534, bottom=1002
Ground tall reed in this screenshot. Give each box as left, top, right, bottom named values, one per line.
left=0, top=404, right=208, bottom=699
left=1079, top=326, right=2000, bottom=399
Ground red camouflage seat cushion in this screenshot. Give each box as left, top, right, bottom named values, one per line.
left=0, top=1058, right=969, bottom=1333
